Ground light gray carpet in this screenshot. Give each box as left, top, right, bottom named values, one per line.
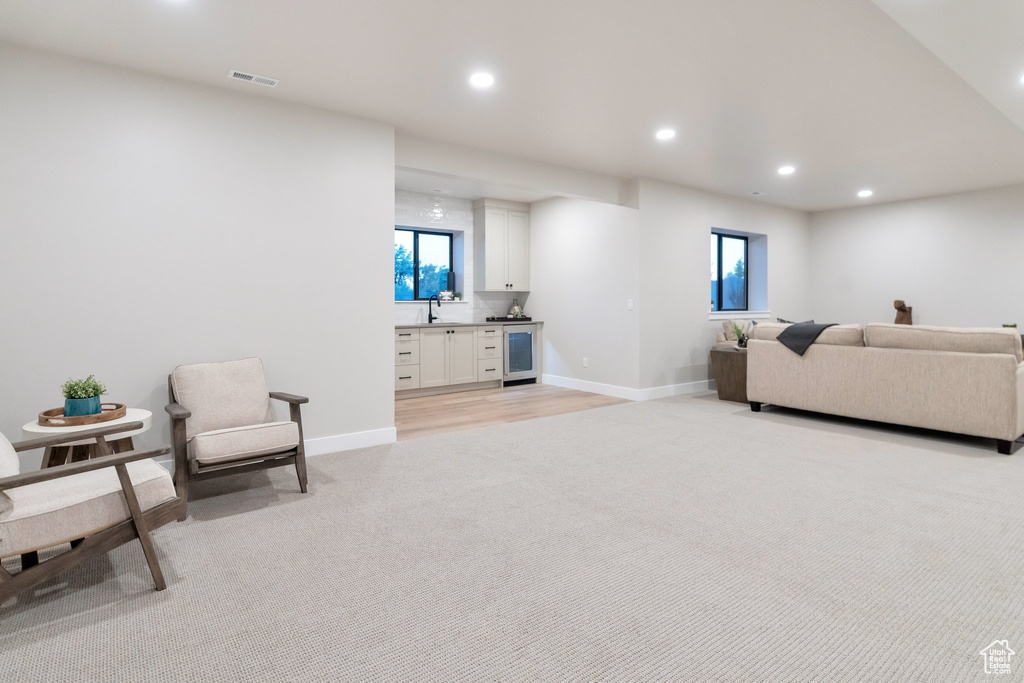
left=3, top=394, right=1024, bottom=681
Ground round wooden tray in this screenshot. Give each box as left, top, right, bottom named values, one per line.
left=38, top=403, right=127, bottom=427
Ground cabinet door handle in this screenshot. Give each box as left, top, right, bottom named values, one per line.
left=484, top=329, right=495, bottom=333
left=399, top=352, right=411, bottom=355
left=399, top=376, right=412, bottom=380
left=398, top=333, right=411, bottom=337
left=485, top=346, right=495, bottom=350
left=485, top=369, right=495, bottom=372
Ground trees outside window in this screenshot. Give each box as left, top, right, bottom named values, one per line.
left=395, top=228, right=453, bottom=300
left=710, top=233, right=747, bottom=311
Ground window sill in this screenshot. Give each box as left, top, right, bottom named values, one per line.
left=708, top=310, right=772, bottom=321
left=395, top=300, right=469, bottom=304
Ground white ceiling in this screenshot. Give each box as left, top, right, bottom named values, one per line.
left=872, top=0, right=1024, bottom=135
left=2, top=0, right=1023, bottom=211
left=395, top=169, right=552, bottom=204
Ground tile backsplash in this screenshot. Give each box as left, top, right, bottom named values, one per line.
left=394, top=190, right=531, bottom=325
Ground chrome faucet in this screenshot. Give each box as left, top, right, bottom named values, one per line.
left=428, top=294, right=440, bottom=323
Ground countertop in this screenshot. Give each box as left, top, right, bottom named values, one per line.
left=395, top=320, right=542, bottom=329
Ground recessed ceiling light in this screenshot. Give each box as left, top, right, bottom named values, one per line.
left=655, top=128, right=676, bottom=141
left=857, top=189, right=874, bottom=198
left=777, top=165, right=796, bottom=176
left=469, top=72, right=495, bottom=89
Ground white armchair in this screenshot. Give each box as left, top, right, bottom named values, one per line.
left=0, top=422, right=181, bottom=606
left=166, top=357, right=309, bottom=518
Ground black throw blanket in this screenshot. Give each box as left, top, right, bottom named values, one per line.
left=776, top=322, right=837, bottom=356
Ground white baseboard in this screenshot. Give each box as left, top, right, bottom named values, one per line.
left=542, top=374, right=712, bottom=402
left=542, top=374, right=642, bottom=400
left=634, top=379, right=712, bottom=401
left=304, top=427, right=397, bottom=456
left=151, top=426, right=397, bottom=473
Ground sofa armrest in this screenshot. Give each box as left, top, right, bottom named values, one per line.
left=1016, top=363, right=1024, bottom=439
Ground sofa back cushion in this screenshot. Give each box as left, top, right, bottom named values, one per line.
left=864, top=324, right=1023, bottom=363
left=0, top=431, right=19, bottom=478
left=752, top=322, right=865, bottom=347
left=171, top=357, right=273, bottom=440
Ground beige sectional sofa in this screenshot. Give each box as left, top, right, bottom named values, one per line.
left=747, top=322, right=1024, bottom=453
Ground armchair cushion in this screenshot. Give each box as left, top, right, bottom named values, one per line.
left=0, top=459, right=175, bottom=558
left=171, top=357, right=274, bottom=440
left=0, top=432, right=18, bottom=478
left=190, top=421, right=300, bottom=466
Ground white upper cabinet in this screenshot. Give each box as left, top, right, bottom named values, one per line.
left=473, top=199, right=530, bottom=292
left=506, top=211, right=530, bottom=292
left=482, top=208, right=507, bottom=291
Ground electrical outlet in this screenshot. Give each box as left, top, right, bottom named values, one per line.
left=627, top=299, right=634, bottom=310
left=583, top=357, right=588, bottom=368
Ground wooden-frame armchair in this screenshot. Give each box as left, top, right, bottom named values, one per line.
left=0, top=422, right=183, bottom=606
left=166, top=357, right=309, bottom=518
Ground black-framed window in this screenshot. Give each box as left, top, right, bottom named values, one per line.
left=394, top=227, right=453, bottom=300
left=710, top=232, right=747, bottom=311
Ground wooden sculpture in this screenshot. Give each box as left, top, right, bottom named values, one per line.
left=894, top=300, right=913, bottom=325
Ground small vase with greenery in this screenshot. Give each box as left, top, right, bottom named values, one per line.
left=732, top=322, right=749, bottom=349
left=62, top=375, right=107, bottom=417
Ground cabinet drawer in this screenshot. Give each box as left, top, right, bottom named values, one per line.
left=394, top=329, right=418, bottom=342
left=478, top=358, right=502, bottom=380
left=395, top=365, right=420, bottom=391
left=394, top=340, right=420, bottom=365
left=476, top=326, right=502, bottom=339
left=477, top=338, right=502, bottom=359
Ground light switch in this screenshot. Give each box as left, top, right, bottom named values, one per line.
left=627, top=299, right=634, bottom=310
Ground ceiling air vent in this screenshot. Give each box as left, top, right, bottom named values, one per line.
left=228, top=69, right=278, bottom=88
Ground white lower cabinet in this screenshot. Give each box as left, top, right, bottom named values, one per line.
left=418, top=327, right=450, bottom=389
left=416, top=326, right=478, bottom=389
left=396, top=324, right=510, bottom=395
left=395, top=365, right=420, bottom=391
left=477, top=357, right=502, bottom=381
left=448, top=328, right=477, bottom=385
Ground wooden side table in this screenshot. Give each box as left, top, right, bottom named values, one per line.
left=22, top=408, right=153, bottom=468
left=710, top=348, right=748, bottom=403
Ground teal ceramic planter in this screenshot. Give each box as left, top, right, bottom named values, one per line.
left=65, top=396, right=102, bottom=417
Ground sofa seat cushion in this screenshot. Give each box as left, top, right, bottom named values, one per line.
left=864, top=324, right=1023, bottom=363
left=0, top=459, right=175, bottom=558
left=190, top=421, right=300, bottom=466
left=753, top=322, right=864, bottom=347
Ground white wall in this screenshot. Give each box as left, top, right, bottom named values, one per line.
left=810, top=184, right=1024, bottom=327
left=636, top=179, right=813, bottom=391
left=529, top=198, right=641, bottom=394
left=393, top=190, right=520, bottom=324
left=0, top=43, right=396, bottom=469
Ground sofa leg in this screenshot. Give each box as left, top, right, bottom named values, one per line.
left=997, top=440, right=1013, bottom=455
left=749, top=401, right=762, bottom=413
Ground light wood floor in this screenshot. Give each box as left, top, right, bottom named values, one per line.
left=395, top=383, right=630, bottom=440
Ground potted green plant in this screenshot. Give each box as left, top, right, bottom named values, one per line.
left=732, top=322, right=749, bottom=349
left=62, top=375, right=107, bottom=417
